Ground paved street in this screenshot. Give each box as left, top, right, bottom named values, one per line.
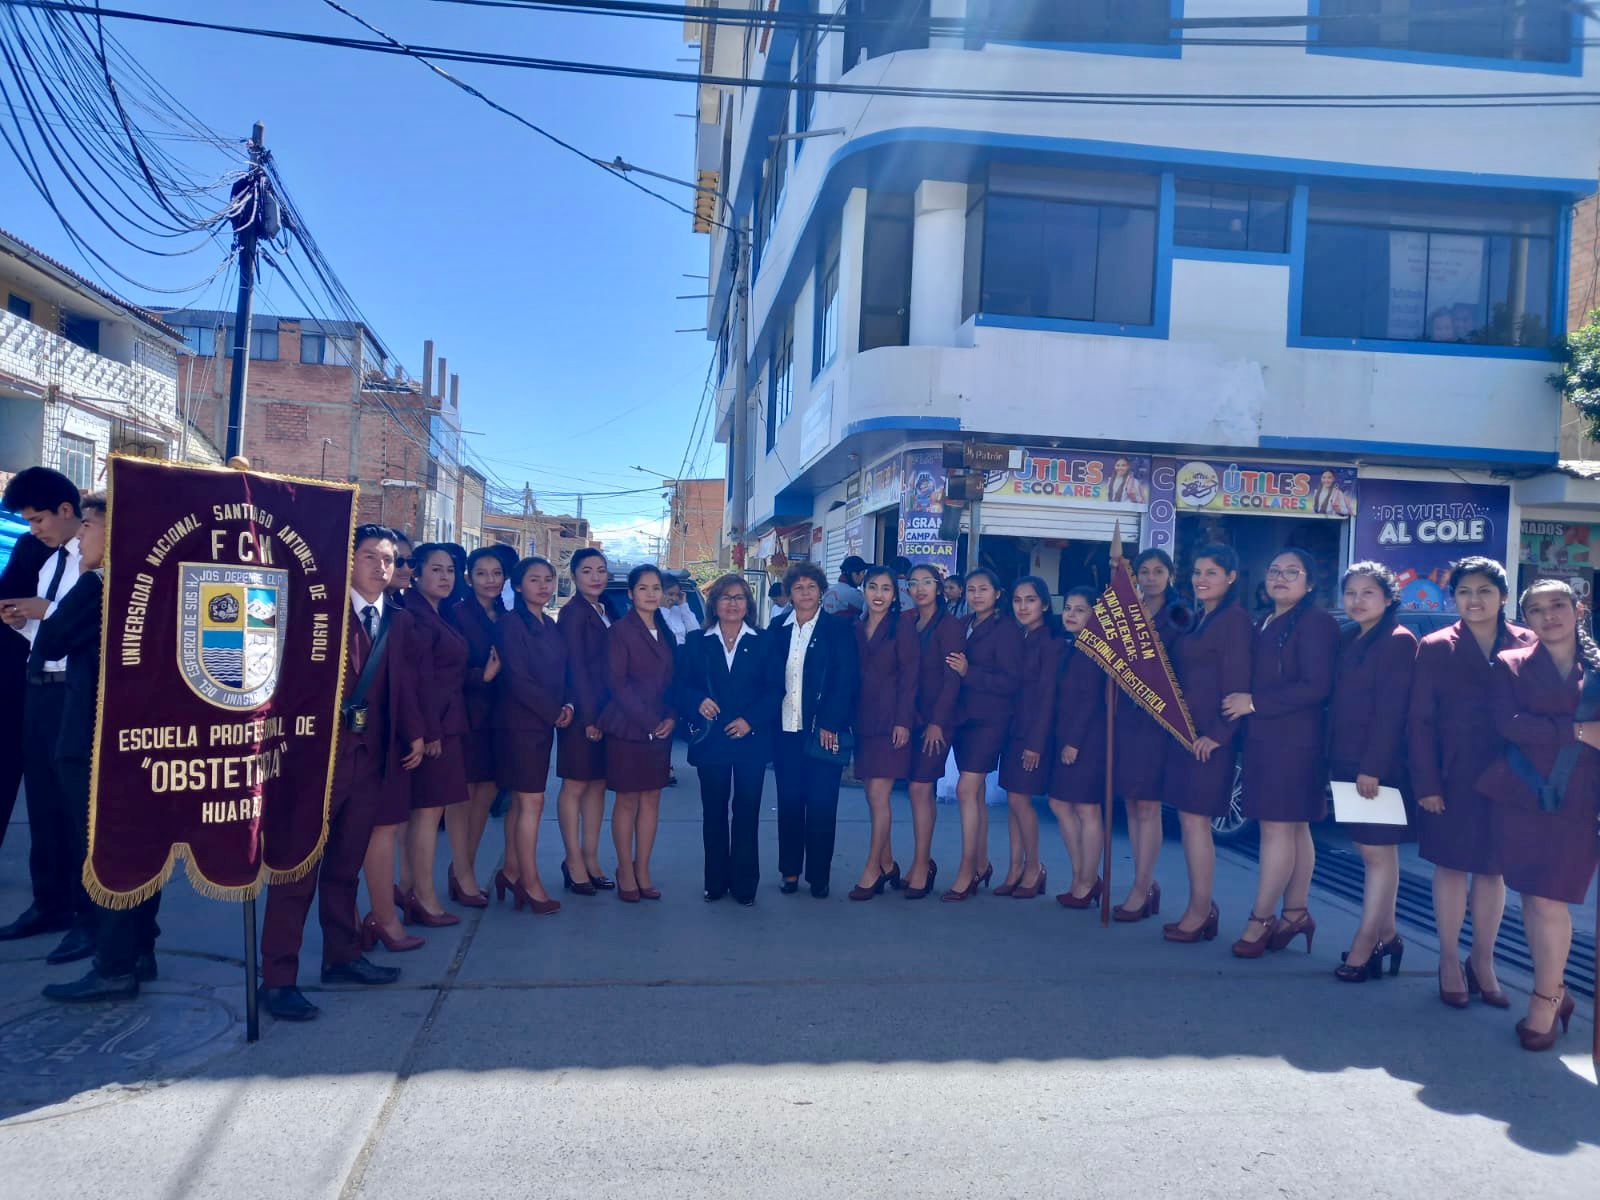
left=1, top=754, right=1596, bottom=1200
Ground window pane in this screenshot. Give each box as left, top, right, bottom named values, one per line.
left=981, top=0, right=1172, bottom=45
left=1424, top=233, right=1487, bottom=343
left=989, top=163, right=1158, bottom=208
left=251, top=329, right=279, bottom=361
left=981, top=195, right=1096, bottom=321
left=7, top=293, right=32, bottom=321
left=57, top=434, right=93, bottom=491
left=300, top=333, right=325, bottom=364
left=1247, top=190, right=1289, bottom=253
left=1318, top=0, right=1571, bottom=64
left=1309, top=188, right=1556, bottom=237
left=1094, top=206, right=1156, bottom=325
left=861, top=193, right=914, bottom=351
left=1486, top=234, right=1553, bottom=346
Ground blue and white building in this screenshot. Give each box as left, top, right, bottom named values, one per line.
left=689, top=2, right=1598, bottom=610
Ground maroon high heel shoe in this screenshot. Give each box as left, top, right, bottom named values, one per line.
left=1438, top=961, right=1470, bottom=1009
left=1267, top=906, right=1316, bottom=953
left=634, top=862, right=661, bottom=900
left=1231, top=913, right=1279, bottom=958
left=994, top=869, right=1021, bottom=898
left=1056, top=877, right=1103, bottom=909
left=1516, top=986, right=1574, bottom=1051
left=975, top=864, right=994, bottom=890
left=361, top=912, right=424, bottom=953
left=1011, top=866, right=1046, bottom=899
left=1113, top=881, right=1161, bottom=923
left=393, top=885, right=409, bottom=919
left=940, top=872, right=980, bottom=902
left=512, top=880, right=561, bottom=916
left=1163, top=903, right=1219, bottom=943
left=448, top=868, right=488, bottom=910
left=403, top=890, right=461, bottom=928
left=493, top=869, right=516, bottom=904
left=903, top=860, right=938, bottom=900
left=1465, top=958, right=1510, bottom=1008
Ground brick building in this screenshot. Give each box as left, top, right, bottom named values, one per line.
left=1562, top=195, right=1600, bottom=459
left=482, top=506, right=597, bottom=596
left=663, top=476, right=724, bottom=575
left=161, top=310, right=468, bottom=539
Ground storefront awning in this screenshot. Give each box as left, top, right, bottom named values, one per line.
left=1514, top=462, right=1600, bottom=511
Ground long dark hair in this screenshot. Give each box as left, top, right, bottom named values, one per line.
left=1520, top=578, right=1600, bottom=672
left=861, top=564, right=901, bottom=622
left=1190, top=542, right=1241, bottom=629
left=1011, top=574, right=1057, bottom=637
left=1341, top=560, right=1401, bottom=661
left=965, top=566, right=1004, bottom=620
left=908, top=563, right=945, bottom=613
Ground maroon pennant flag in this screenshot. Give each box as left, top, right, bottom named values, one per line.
left=1075, top=555, right=1198, bottom=752
left=86, top=457, right=356, bottom=907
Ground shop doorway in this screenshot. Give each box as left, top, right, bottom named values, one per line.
left=971, top=535, right=1118, bottom=604
left=1174, top=513, right=1346, bottom=614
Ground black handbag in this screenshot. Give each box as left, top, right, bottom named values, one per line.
left=684, top=639, right=722, bottom=747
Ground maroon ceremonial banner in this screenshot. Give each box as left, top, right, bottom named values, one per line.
left=1075, top=557, right=1198, bottom=752
left=86, top=457, right=356, bottom=907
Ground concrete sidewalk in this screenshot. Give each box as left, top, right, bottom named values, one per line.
left=1, top=757, right=1596, bottom=1199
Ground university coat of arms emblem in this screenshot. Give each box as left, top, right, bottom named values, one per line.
left=178, top=563, right=290, bottom=709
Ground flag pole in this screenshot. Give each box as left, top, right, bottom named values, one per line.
left=1593, top=900, right=1598, bottom=1078
left=1102, top=676, right=1115, bottom=929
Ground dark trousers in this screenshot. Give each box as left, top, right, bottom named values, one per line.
left=773, top=731, right=843, bottom=888
left=260, top=752, right=380, bottom=988
left=698, top=759, right=764, bottom=901
left=0, top=663, right=24, bottom=852
left=56, top=756, right=161, bottom=975
left=22, top=681, right=83, bottom=920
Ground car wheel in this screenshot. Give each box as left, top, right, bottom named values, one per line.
left=1211, top=763, right=1253, bottom=844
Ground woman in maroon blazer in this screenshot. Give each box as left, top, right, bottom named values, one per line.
left=399, top=545, right=475, bottom=926
left=1162, top=545, right=1253, bottom=942
left=492, top=557, right=572, bottom=916
left=997, top=576, right=1061, bottom=900
left=1224, top=547, right=1339, bottom=957
left=444, top=547, right=504, bottom=906
left=1477, top=578, right=1600, bottom=1050
left=944, top=568, right=1022, bottom=901
left=601, top=564, right=677, bottom=902
left=902, top=564, right=962, bottom=898
left=849, top=566, right=917, bottom=900
left=1328, top=563, right=1418, bottom=982
left=555, top=547, right=615, bottom=893
left=1111, top=549, right=1188, bottom=922
left=1409, top=556, right=1533, bottom=1008
left=1050, top=587, right=1107, bottom=909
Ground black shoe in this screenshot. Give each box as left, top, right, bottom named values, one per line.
left=703, top=891, right=725, bottom=903
left=780, top=877, right=799, bottom=894
left=666, top=772, right=679, bottom=788
left=0, top=905, right=72, bottom=941
left=134, top=952, right=157, bottom=982
left=321, top=956, right=400, bottom=986
left=43, top=967, right=138, bottom=1003
left=259, top=986, right=319, bottom=1022
left=46, top=924, right=96, bottom=965
left=736, top=896, right=756, bottom=907
left=810, top=883, right=830, bottom=899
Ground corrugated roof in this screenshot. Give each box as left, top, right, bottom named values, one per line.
left=0, top=227, right=184, bottom=343
left=156, top=308, right=394, bottom=364
left=1556, top=460, right=1600, bottom=480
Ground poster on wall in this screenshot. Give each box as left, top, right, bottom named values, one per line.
left=861, top=454, right=902, bottom=514
left=1174, top=460, right=1358, bottom=518
left=985, top=448, right=1151, bottom=507
left=1353, top=479, right=1511, bottom=613
left=898, top=447, right=957, bottom=575
left=1521, top=521, right=1597, bottom=572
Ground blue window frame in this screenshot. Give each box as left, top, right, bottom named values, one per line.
left=1174, top=180, right=1289, bottom=254
left=766, top=311, right=794, bottom=452
left=795, top=40, right=817, bottom=150
left=861, top=192, right=915, bottom=351
left=814, top=223, right=841, bottom=376
left=971, top=0, right=1182, bottom=58
left=844, top=0, right=930, bottom=68
left=964, top=165, right=1160, bottom=327
left=1309, top=0, right=1580, bottom=75
left=1299, top=188, right=1558, bottom=350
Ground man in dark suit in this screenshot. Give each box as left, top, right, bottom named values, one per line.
left=33, top=496, right=163, bottom=1001
left=0, top=528, right=52, bottom=853
left=258, top=524, right=426, bottom=1023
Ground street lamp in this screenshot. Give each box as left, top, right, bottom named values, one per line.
left=319, top=437, right=337, bottom=480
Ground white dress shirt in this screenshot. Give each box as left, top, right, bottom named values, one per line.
left=781, top=609, right=819, bottom=733
left=661, top=601, right=698, bottom=645
left=350, top=590, right=386, bottom=641
left=706, top=622, right=755, bottom=670
left=24, top=536, right=82, bottom=672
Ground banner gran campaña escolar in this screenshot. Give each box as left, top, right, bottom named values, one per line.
left=86, top=457, right=356, bottom=907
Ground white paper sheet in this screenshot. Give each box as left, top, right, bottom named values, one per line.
left=1330, top=781, right=1408, bottom=826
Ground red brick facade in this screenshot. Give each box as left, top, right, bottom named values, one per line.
left=664, top=477, right=723, bottom=574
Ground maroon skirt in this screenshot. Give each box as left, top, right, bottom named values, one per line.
left=1048, top=749, right=1104, bottom=807
left=463, top=728, right=496, bottom=786
left=908, top=727, right=950, bottom=783
left=496, top=725, right=555, bottom=794
left=1417, top=783, right=1501, bottom=875
left=557, top=722, right=607, bottom=782
left=1114, top=707, right=1167, bottom=800
left=953, top=721, right=1006, bottom=775
left=1496, top=803, right=1600, bottom=904
left=856, top=734, right=910, bottom=781
left=606, top=734, right=671, bottom=793
left=998, top=735, right=1051, bottom=796
left=1163, top=738, right=1236, bottom=818
left=412, top=734, right=469, bottom=809
left=1330, top=763, right=1416, bottom=847
left=1240, top=733, right=1328, bottom=823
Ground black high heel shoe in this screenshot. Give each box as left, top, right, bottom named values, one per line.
left=1382, top=934, right=1405, bottom=976
left=1334, top=943, right=1384, bottom=982
left=560, top=860, right=597, bottom=896
left=903, top=860, right=938, bottom=900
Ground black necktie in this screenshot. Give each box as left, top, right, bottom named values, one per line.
left=43, top=547, right=67, bottom=601
left=362, top=604, right=378, bottom=643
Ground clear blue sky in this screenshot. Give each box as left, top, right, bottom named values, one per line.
left=6, top=1, right=718, bottom=558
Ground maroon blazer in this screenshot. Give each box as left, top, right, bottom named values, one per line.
left=599, top=608, right=675, bottom=740
left=1478, top=643, right=1600, bottom=824
left=411, top=595, right=470, bottom=740
left=559, top=596, right=611, bottom=730
left=447, top=596, right=501, bottom=733
left=854, top=612, right=917, bottom=737
left=904, top=607, right=963, bottom=731
left=955, top=613, right=1024, bottom=728
left=1409, top=620, right=1535, bottom=801
left=1329, top=620, right=1418, bottom=784
left=1169, top=602, right=1253, bottom=749
left=1056, top=645, right=1106, bottom=757
left=1245, top=604, right=1339, bottom=755
left=1010, top=626, right=1063, bottom=756
left=492, top=606, right=569, bottom=730
left=336, top=603, right=425, bottom=800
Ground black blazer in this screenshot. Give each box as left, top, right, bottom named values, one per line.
left=676, top=626, right=777, bottom=766
left=762, top=609, right=859, bottom=737
left=32, top=569, right=102, bottom=761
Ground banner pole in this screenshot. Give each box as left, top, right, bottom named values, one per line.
left=1102, top=676, right=1115, bottom=930
left=243, top=899, right=259, bottom=1043
left=1593, top=899, right=1598, bottom=1078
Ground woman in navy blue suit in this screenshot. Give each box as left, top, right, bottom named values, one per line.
left=677, top=574, right=774, bottom=905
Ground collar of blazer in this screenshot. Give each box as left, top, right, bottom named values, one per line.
left=628, top=607, right=675, bottom=659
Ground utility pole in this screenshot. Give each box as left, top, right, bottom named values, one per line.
left=225, top=122, right=271, bottom=460
left=729, top=215, right=751, bottom=556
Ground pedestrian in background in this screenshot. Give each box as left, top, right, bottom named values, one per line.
left=661, top=577, right=699, bottom=646
left=0, top=523, right=50, bottom=858
left=849, top=565, right=916, bottom=900
left=902, top=563, right=961, bottom=898
left=822, top=554, right=867, bottom=617
left=943, top=573, right=968, bottom=618
left=555, top=547, right=614, bottom=893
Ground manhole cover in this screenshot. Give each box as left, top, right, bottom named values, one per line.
left=0, top=990, right=238, bottom=1109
